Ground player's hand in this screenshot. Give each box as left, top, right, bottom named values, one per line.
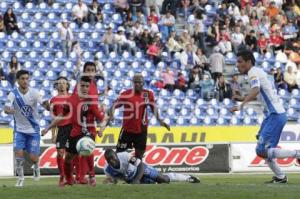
left=229, top=106, right=239, bottom=113
left=97, top=127, right=105, bottom=137
left=159, top=120, right=170, bottom=131
left=51, top=136, right=56, bottom=144
left=41, top=129, right=48, bottom=136
left=256, top=134, right=260, bottom=140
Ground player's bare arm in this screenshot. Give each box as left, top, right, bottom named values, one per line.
left=41, top=115, right=64, bottom=136
left=130, top=161, right=144, bottom=184
left=151, top=104, right=170, bottom=131
left=42, top=100, right=50, bottom=111
left=230, top=87, right=259, bottom=112
left=4, top=106, right=16, bottom=114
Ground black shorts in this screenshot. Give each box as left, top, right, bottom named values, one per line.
left=65, top=134, right=85, bottom=154
left=56, top=124, right=72, bottom=149
left=116, top=128, right=147, bottom=152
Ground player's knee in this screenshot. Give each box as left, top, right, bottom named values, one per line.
left=256, top=147, right=267, bottom=158
left=57, top=149, right=64, bottom=157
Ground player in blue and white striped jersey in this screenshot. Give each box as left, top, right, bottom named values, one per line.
left=4, top=70, right=50, bottom=187
left=103, top=149, right=200, bottom=184
left=231, top=50, right=300, bottom=184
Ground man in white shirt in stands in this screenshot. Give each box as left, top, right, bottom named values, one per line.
left=231, top=26, right=245, bottom=53
left=59, top=19, right=74, bottom=58
left=72, top=0, right=88, bottom=27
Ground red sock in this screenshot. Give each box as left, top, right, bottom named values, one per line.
left=72, top=155, right=81, bottom=181
left=57, top=156, right=65, bottom=177
left=87, top=154, right=95, bottom=177
left=80, top=157, right=88, bottom=181
left=64, top=161, right=74, bottom=183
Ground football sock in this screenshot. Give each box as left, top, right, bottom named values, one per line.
left=268, top=148, right=300, bottom=159
left=73, top=155, right=81, bottom=181
left=57, top=156, right=65, bottom=177
left=64, top=161, right=74, bottom=182
left=165, top=173, right=190, bottom=182
left=265, top=158, right=285, bottom=179
left=80, top=156, right=88, bottom=181
left=87, top=154, right=95, bottom=177
left=16, top=157, right=25, bottom=179
left=33, top=161, right=39, bottom=170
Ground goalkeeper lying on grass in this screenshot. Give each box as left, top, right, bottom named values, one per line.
left=103, top=149, right=200, bottom=184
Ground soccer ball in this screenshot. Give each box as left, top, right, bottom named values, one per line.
left=76, top=137, right=95, bottom=156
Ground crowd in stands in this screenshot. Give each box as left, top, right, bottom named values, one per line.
left=0, top=0, right=300, bottom=104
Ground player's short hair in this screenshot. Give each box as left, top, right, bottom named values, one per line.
left=16, top=70, right=29, bottom=79
left=237, top=50, right=256, bottom=66
left=54, top=76, right=70, bottom=90
left=83, top=61, right=96, bottom=72
left=104, top=148, right=115, bottom=160
left=80, top=75, right=91, bottom=83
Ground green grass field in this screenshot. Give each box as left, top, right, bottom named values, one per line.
left=1, top=174, right=300, bottom=199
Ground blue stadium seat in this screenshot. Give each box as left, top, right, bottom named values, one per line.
left=112, top=13, right=123, bottom=25
left=32, top=71, right=44, bottom=81
left=278, top=89, right=290, bottom=101
left=173, top=89, right=185, bottom=101
left=203, top=116, right=215, bottom=125
left=253, top=52, right=263, bottom=65
left=291, top=89, right=300, bottom=100
left=0, top=2, right=8, bottom=13
left=0, top=81, right=12, bottom=92
left=264, top=51, right=275, bottom=64
left=15, top=51, right=25, bottom=62
left=122, top=51, right=133, bottom=63
left=23, top=61, right=34, bottom=73
left=28, top=51, right=40, bottom=62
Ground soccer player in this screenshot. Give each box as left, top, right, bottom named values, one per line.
left=47, top=76, right=72, bottom=186
left=73, top=61, right=102, bottom=184
left=103, top=149, right=200, bottom=184
left=100, top=73, right=170, bottom=160
left=230, top=50, right=300, bottom=183
left=42, top=76, right=106, bottom=186
left=4, top=70, right=50, bottom=187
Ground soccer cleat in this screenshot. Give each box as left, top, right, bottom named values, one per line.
left=187, top=175, right=200, bottom=183
left=77, top=178, right=88, bottom=185
left=265, top=176, right=288, bottom=184
left=89, top=176, right=96, bottom=187
left=59, top=176, right=65, bottom=187
left=33, top=168, right=40, bottom=181
left=15, top=178, right=24, bottom=187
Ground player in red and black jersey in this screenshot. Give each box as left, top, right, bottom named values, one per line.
left=100, top=74, right=170, bottom=159
left=42, top=76, right=106, bottom=186
left=47, top=76, right=71, bottom=186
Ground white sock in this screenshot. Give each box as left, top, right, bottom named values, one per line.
left=265, top=158, right=285, bottom=179
left=165, top=173, right=190, bottom=182
left=268, top=148, right=300, bottom=159
left=16, top=158, right=24, bottom=179
left=33, top=162, right=39, bottom=170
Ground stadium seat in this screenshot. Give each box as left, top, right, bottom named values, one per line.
left=287, top=108, right=298, bottom=120
left=0, top=1, right=7, bottom=12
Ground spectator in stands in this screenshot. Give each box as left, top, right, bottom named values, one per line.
left=217, top=2, right=228, bottom=19
left=266, top=1, right=279, bottom=20
left=274, top=66, right=287, bottom=90
left=0, top=14, right=4, bottom=32
left=206, top=20, right=220, bottom=46
left=284, top=66, right=299, bottom=92
left=59, top=19, right=74, bottom=58
left=161, top=66, right=175, bottom=91
left=200, top=74, right=214, bottom=101
left=208, top=46, right=225, bottom=81
left=181, top=0, right=190, bottom=20
left=239, top=9, right=249, bottom=25
left=179, top=29, right=191, bottom=48
left=129, top=0, right=146, bottom=18
left=246, top=18, right=259, bottom=35
left=160, top=10, right=175, bottom=39
left=166, top=30, right=182, bottom=55
left=4, top=8, right=21, bottom=35
left=283, top=20, right=298, bottom=41
left=218, top=34, right=233, bottom=54
left=6, top=55, right=20, bottom=87
left=94, top=56, right=104, bottom=81
left=71, top=41, right=83, bottom=59
left=88, top=0, right=103, bottom=25
left=0, top=61, right=5, bottom=81
left=161, top=0, right=178, bottom=16
left=269, top=30, right=284, bottom=52
left=147, top=9, right=159, bottom=25
left=258, top=17, right=270, bottom=39
left=127, top=34, right=138, bottom=56
left=215, top=75, right=232, bottom=102
left=180, top=43, right=200, bottom=71
left=133, top=10, right=147, bottom=25
left=137, top=28, right=152, bottom=52
left=102, top=26, right=117, bottom=56
left=147, top=40, right=161, bottom=65
left=297, top=65, right=300, bottom=88
left=145, top=0, right=160, bottom=17
left=132, top=21, right=144, bottom=37
left=231, top=74, right=243, bottom=101
left=149, top=17, right=160, bottom=36
left=193, top=10, right=205, bottom=50
left=254, top=1, right=266, bottom=20
left=176, top=72, right=187, bottom=92
left=245, top=30, right=258, bottom=52
left=72, top=0, right=88, bottom=28
left=257, top=33, right=268, bottom=55
left=114, top=0, right=130, bottom=19
left=231, top=26, right=245, bottom=53
left=188, top=66, right=202, bottom=91
left=195, top=48, right=209, bottom=71
left=115, top=26, right=129, bottom=54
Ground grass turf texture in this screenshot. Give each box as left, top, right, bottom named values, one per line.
left=1, top=174, right=300, bottom=199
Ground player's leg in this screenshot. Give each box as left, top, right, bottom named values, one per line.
left=133, top=130, right=147, bottom=160
left=164, top=173, right=200, bottom=183
left=86, top=135, right=96, bottom=186
left=26, top=133, right=41, bottom=181
left=56, top=126, right=68, bottom=186
left=64, top=136, right=80, bottom=185
left=14, top=132, right=26, bottom=187
left=116, top=129, right=132, bottom=153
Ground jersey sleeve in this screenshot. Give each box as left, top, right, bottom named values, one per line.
left=5, top=92, right=15, bottom=107
left=248, top=69, right=260, bottom=89
left=91, top=104, right=105, bottom=121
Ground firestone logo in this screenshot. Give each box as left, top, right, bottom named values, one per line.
left=39, top=145, right=209, bottom=169
left=250, top=157, right=300, bottom=167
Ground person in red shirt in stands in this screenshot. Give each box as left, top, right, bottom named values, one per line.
left=46, top=76, right=72, bottom=186
left=42, top=76, right=106, bottom=186
left=257, top=33, right=269, bottom=54
left=100, top=73, right=170, bottom=159
left=269, top=30, right=284, bottom=52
